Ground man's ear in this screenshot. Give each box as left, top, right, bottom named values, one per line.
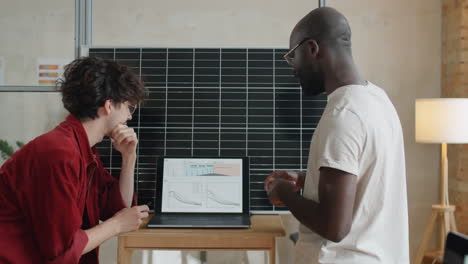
left=102, top=99, right=113, bottom=116
left=309, top=39, right=319, bottom=59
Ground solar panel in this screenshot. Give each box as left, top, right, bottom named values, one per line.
left=90, top=47, right=326, bottom=213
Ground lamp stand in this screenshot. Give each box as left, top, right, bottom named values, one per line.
left=414, top=143, right=458, bottom=264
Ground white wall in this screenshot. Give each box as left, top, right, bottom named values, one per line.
left=0, top=0, right=74, bottom=85
left=0, top=92, right=66, bottom=163
left=0, top=0, right=442, bottom=263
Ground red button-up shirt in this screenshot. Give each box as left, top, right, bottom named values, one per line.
left=0, top=115, right=128, bottom=264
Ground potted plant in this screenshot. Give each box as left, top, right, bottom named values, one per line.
left=0, top=139, right=24, bottom=161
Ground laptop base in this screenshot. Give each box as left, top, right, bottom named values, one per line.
left=147, top=213, right=251, bottom=228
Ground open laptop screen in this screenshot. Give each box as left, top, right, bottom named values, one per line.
left=160, top=158, right=243, bottom=213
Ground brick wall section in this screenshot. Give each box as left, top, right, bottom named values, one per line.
left=442, top=0, right=468, bottom=233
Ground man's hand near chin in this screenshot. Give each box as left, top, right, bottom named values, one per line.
left=109, top=124, right=138, bottom=158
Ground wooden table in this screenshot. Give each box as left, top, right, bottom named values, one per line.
left=118, top=214, right=286, bottom=264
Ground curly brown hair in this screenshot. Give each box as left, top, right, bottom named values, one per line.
left=58, top=56, right=147, bottom=120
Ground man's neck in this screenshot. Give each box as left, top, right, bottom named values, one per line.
left=324, top=53, right=366, bottom=95
left=81, top=119, right=106, bottom=147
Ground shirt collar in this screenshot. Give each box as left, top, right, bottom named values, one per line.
left=327, top=81, right=370, bottom=101
left=65, top=114, right=96, bottom=166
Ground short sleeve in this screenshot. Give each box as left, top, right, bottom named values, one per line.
left=314, top=108, right=366, bottom=176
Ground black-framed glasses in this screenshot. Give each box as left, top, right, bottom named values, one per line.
left=283, top=38, right=311, bottom=67
left=128, top=103, right=137, bottom=115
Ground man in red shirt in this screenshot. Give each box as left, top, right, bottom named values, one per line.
left=0, top=56, right=150, bottom=263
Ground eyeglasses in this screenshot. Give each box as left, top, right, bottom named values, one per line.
left=283, top=38, right=311, bottom=67
left=128, top=103, right=137, bottom=115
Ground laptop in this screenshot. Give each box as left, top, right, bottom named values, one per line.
left=147, top=157, right=251, bottom=228
left=443, top=232, right=468, bottom=264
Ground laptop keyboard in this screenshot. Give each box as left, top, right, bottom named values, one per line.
left=155, top=214, right=247, bottom=226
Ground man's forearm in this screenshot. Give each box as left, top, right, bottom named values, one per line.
left=82, top=218, right=120, bottom=255
left=277, top=182, right=327, bottom=239
left=119, top=154, right=136, bottom=207
left=296, top=171, right=306, bottom=188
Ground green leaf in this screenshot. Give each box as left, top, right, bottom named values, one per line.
left=0, top=140, right=14, bottom=160
left=16, top=141, right=25, bottom=149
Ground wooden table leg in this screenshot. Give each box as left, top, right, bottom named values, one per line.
left=269, top=238, right=276, bottom=264
left=118, top=237, right=132, bottom=264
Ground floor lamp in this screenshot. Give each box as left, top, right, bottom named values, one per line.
left=414, top=98, right=468, bottom=264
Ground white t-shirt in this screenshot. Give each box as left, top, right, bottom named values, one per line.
left=295, top=82, right=409, bottom=264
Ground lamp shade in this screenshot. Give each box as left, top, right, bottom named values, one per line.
left=415, top=98, right=468, bottom=143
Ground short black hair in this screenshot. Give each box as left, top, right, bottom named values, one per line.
left=295, top=7, right=352, bottom=48
left=58, top=56, right=147, bottom=120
